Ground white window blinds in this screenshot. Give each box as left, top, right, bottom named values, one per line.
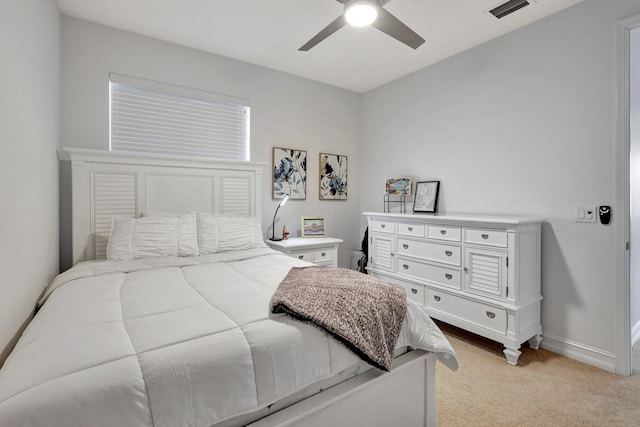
left=109, top=74, right=250, bottom=160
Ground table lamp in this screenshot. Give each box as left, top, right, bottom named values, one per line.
left=269, top=195, right=290, bottom=241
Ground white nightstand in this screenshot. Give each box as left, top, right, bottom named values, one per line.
left=266, top=237, right=343, bottom=267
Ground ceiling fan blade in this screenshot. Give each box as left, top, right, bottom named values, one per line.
left=299, top=15, right=347, bottom=51
left=371, top=7, right=425, bottom=49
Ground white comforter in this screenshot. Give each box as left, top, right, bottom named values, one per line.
left=0, top=249, right=457, bottom=427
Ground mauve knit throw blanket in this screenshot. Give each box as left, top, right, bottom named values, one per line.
left=270, top=266, right=407, bottom=371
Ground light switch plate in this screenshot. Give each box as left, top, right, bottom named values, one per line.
left=576, top=206, right=596, bottom=223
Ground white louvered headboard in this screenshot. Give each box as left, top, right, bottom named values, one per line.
left=63, top=148, right=265, bottom=265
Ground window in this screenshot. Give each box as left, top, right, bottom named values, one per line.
left=109, top=74, right=250, bottom=160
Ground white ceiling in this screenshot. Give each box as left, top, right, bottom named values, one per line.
left=57, top=0, right=584, bottom=93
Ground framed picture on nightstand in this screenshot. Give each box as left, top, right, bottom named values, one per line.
left=301, top=217, right=326, bottom=238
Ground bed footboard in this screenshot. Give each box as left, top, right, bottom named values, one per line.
left=248, top=350, right=437, bottom=427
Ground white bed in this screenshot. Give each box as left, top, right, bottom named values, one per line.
left=0, top=149, right=457, bottom=427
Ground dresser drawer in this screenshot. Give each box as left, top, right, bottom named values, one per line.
left=397, top=258, right=461, bottom=290
left=397, top=239, right=461, bottom=266
left=290, top=250, right=314, bottom=262
left=313, top=247, right=333, bottom=264
left=426, top=289, right=507, bottom=335
left=427, top=225, right=461, bottom=242
left=397, top=222, right=425, bottom=238
left=371, top=273, right=424, bottom=306
left=399, top=282, right=425, bottom=305
left=464, top=228, right=507, bottom=247
left=371, top=219, right=395, bottom=234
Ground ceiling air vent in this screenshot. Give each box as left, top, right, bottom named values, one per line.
left=489, top=0, right=530, bottom=19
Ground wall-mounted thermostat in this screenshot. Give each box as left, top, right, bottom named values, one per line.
left=599, top=206, right=611, bottom=225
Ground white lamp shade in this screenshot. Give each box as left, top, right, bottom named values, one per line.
left=344, top=0, right=378, bottom=27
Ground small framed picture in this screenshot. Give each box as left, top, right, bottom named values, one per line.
left=301, top=216, right=326, bottom=238
left=386, top=178, right=412, bottom=195
left=413, top=181, right=440, bottom=213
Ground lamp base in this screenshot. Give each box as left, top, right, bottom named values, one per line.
left=269, top=237, right=283, bottom=241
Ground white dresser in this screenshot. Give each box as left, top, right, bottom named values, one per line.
left=266, top=237, right=343, bottom=268
left=363, top=212, right=543, bottom=365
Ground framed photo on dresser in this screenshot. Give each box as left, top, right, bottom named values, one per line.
left=413, top=181, right=440, bottom=213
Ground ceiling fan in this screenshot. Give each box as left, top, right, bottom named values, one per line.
left=299, top=0, right=425, bottom=51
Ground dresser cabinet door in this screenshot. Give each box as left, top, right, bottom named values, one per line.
left=370, top=234, right=395, bottom=272
left=463, top=247, right=508, bottom=301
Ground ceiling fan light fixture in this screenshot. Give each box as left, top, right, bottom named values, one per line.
left=344, top=0, right=379, bottom=27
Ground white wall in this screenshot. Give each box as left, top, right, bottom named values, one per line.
left=0, top=0, right=60, bottom=365
left=630, top=26, right=640, bottom=343
left=360, top=0, right=640, bottom=370
left=60, top=16, right=363, bottom=269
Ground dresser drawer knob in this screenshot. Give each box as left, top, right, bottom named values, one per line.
left=403, top=264, right=409, bottom=270
left=403, top=244, right=409, bottom=249
left=408, top=227, right=413, bottom=231
left=321, top=252, right=326, bottom=257
left=486, top=311, right=496, bottom=319
left=445, top=250, right=453, bottom=257
left=445, top=273, right=452, bottom=280
left=440, top=230, right=447, bottom=235
left=381, top=224, right=386, bottom=228
left=411, top=288, right=418, bottom=294
left=433, top=295, right=441, bottom=302
left=481, top=234, right=489, bottom=239
left=298, top=255, right=304, bottom=260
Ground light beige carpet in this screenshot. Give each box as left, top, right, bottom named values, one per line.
left=436, top=323, right=640, bottom=427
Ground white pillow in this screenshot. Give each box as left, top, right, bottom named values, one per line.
left=197, top=212, right=219, bottom=255
left=107, top=216, right=180, bottom=260
left=216, top=216, right=268, bottom=252
left=197, top=213, right=267, bottom=254
left=107, top=217, right=136, bottom=261
left=141, top=211, right=199, bottom=257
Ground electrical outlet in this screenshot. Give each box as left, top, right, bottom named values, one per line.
left=576, top=206, right=596, bottom=223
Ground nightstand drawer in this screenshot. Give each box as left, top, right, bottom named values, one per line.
left=266, top=237, right=343, bottom=268
left=290, top=250, right=314, bottom=262
left=464, top=228, right=507, bottom=247
left=313, top=248, right=333, bottom=263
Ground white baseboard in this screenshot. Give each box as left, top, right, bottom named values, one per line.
left=632, top=320, right=640, bottom=346
left=540, top=334, right=616, bottom=373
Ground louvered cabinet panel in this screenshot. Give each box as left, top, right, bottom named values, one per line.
left=464, top=247, right=508, bottom=301
left=370, top=234, right=395, bottom=273
left=93, top=173, right=137, bottom=259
